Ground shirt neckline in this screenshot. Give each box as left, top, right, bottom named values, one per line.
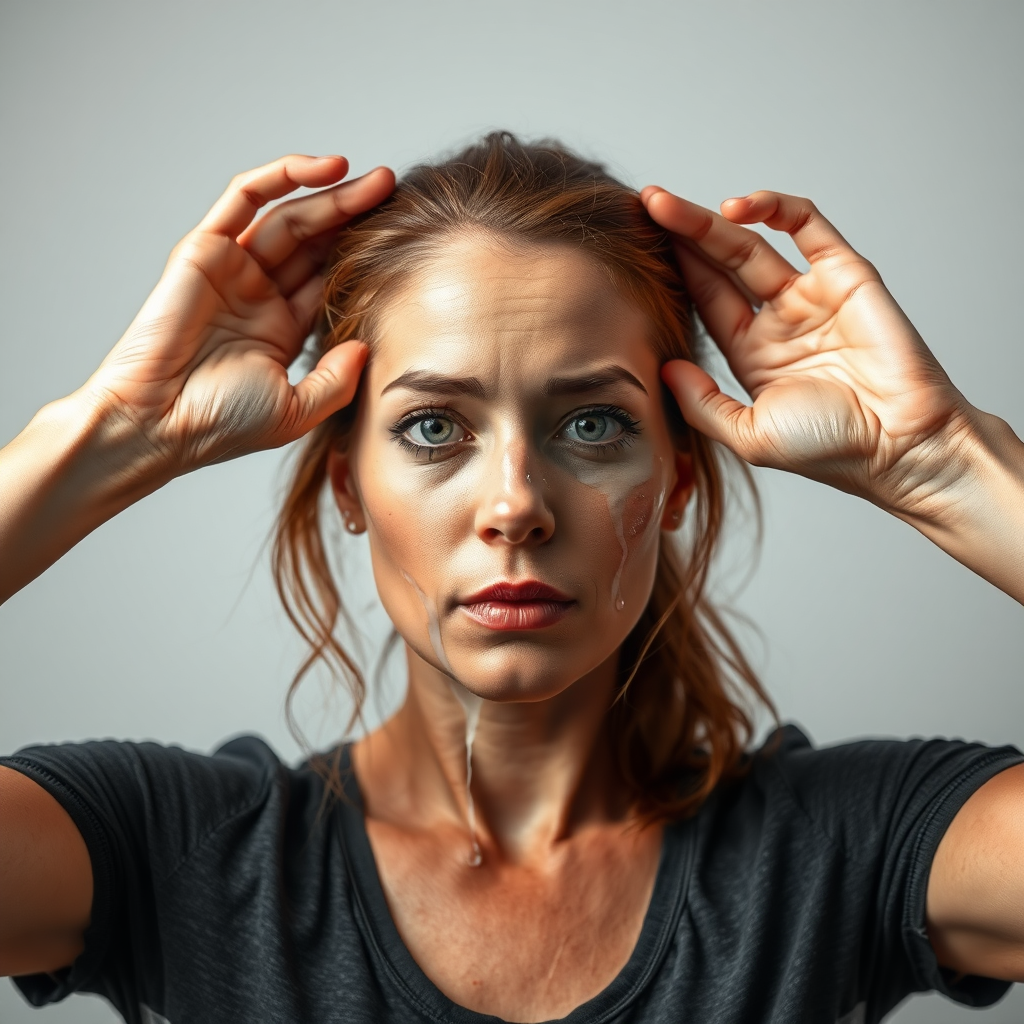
left=334, top=744, right=695, bottom=1024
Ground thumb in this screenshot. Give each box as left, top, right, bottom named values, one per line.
left=661, top=359, right=755, bottom=461
left=289, top=340, right=368, bottom=439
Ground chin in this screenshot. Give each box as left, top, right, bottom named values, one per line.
left=444, top=644, right=618, bottom=704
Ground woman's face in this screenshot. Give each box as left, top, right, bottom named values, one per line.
left=333, top=232, right=691, bottom=703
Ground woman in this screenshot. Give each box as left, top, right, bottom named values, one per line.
left=1, top=133, right=1022, bottom=1024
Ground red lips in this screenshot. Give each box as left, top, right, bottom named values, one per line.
left=460, top=580, right=574, bottom=631
left=462, top=580, right=572, bottom=604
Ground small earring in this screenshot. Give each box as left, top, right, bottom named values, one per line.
left=344, top=516, right=360, bottom=534
left=671, top=510, right=682, bottom=524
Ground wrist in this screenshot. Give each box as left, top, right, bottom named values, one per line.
left=0, top=391, right=156, bottom=602
left=890, top=405, right=1024, bottom=603
left=30, top=388, right=174, bottom=513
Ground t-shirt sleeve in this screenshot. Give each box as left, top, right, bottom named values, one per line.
left=0, top=735, right=279, bottom=1017
left=766, top=725, right=1024, bottom=1014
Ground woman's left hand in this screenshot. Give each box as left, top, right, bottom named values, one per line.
left=643, top=189, right=1024, bottom=981
left=645, top=186, right=1024, bottom=605
left=643, top=187, right=975, bottom=520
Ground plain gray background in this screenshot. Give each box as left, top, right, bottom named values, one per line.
left=2, top=1, right=1022, bottom=1021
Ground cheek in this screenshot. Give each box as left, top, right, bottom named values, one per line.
left=567, top=453, right=667, bottom=616
left=624, top=484, right=658, bottom=554
left=605, top=481, right=660, bottom=613
left=353, top=448, right=468, bottom=642
left=358, top=439, right=464, bottom=562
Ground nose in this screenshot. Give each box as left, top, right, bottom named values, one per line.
left=474, top=439, right=554, bottom=546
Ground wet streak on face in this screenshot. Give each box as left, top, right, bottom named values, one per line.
left=328, top=231, right=693, bottom=860
left=333, top=230, right=690, bottom=706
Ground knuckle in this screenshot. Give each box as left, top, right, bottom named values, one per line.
left=688, top=274, right=722, bottom=307
left=791, top=212, right=814, bottom=238
left=692, top=210, right=716, bottom=242
left=331, top=186, right=354, bottom=214
left=239, top=184, right=264, bottom=209
left=810, top=242, right=845, bottom=262
left=723, top=234, right=762, bottom=270
left=279, top=206, right=312, bottom=240
left=174, top=230, right=229, bottom=267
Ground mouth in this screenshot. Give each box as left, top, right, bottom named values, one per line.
left=459, top=580, right=575, bottom=631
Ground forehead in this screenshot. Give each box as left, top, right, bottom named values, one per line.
left=368, top=232, right=656, bottom=389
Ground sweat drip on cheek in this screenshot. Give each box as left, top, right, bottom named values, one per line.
left=402, top=571, right=484, bottom=868
left=610, top=511, right=628, bottom=612
left=576, top=455, right=667, bottom=614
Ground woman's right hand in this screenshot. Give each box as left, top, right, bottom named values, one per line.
left=0, top=155, right=393, bottom=604
left=83, top=154, right=395, bottom=477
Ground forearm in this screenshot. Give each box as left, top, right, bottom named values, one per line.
left=0, top=391, right=168, bottom=605
left=893, top=408, right=1024, bottom=605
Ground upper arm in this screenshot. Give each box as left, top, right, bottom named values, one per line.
left=0, top=765, right=93, bottom=977
left=927, top=762, right=1024, bottom=982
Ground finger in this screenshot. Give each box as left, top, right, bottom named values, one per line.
left=288, top=340, right=368, bottom=440
left=673, top=242, right=755, bottom=359
left=675, top=234, right=763, bottom=310
left=238, top=166, right=396, bottom=272
left=644, top=187, right=800, bottom=302
left=660, top=360, right=756, bottom=462
left=268, top=229, right=338, bottom=298
left=288, top=273, right=327, bottom=338
left=197, top=154, right=350, bottom=239
left=720, top=191, right=857, bottom=267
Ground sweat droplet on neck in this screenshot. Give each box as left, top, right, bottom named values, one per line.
left=402, top=570, right=484, bottom=867
left=449, top=682, right=484, bottom=867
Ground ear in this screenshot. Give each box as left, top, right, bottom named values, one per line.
left=661, top=449, right=695, bottom=531
left=326, top=446, right=367, bottom=534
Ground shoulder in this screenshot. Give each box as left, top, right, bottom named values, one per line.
left=701, top=723, right=1024, bottom=863
left=678, top=726, right=1023, bottom=1017
left=0, top=734, right=330, bottom=881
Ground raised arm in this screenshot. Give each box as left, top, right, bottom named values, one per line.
left=0, top=153, right=392, bottom=975
left=643, top=186, right=1024, bottom=605
left=0, top=154, right=391, bottom=605
left=644, top=185, right=1024, bottom=979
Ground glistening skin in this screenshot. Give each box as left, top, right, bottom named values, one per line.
left=328, top=231, right=692, bottom=864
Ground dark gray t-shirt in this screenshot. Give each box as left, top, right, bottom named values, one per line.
left=3, top=725, right=1021, bottom=1024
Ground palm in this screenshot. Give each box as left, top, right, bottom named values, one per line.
left=644, top=188, right=966, bottom=505
left=106, top=236, right=309, bottom=464
left=85, top=155, right=394, bottom=473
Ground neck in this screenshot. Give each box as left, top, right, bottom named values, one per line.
left=352, top=646, right=630, bottom=864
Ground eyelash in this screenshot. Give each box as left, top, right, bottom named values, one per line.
left=389, top=404, right=642, bottom=461
left=562, top=405, right=642, bottom=454
left=389, top=406, right=464, bottom=462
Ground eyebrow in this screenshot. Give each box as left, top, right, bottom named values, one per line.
left=544, top=366, right=648, bottom=398
left=380, top=370, right=488, bottom=399
left=380, top=364, right=648, bottom=399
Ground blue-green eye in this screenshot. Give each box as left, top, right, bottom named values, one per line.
left=563, top=413, right=624, bottom=444
left=406, top=416, right=463, bottom=446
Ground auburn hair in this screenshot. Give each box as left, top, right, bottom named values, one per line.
left=272, top=131, right=774, bottom=821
